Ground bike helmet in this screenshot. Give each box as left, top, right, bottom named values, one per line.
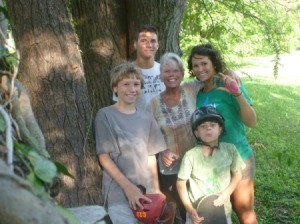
left=191, top=105, right=225, bottom=135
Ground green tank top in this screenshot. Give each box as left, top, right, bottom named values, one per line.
left=196, top=82, right=253, bottom=160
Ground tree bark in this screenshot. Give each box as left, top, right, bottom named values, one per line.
left=72, top=0, right=128, bottom=112
left=72, top=0, right=187, bottom=113
left=6, top=0, right=102, bottom=207
left=5, top=0, right=187, bottom=208
left=126, top=0, right=187, bottom=59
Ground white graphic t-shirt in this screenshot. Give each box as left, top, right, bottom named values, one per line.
left=136, top=61, right=165, bottom=111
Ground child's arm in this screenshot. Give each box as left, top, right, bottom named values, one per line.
left=214, top=171, right=242, bottom=206
left=98, top=153, right=151, bottom=210
left=177, top=178, right=204, bottom=223
left=148, top=154, right=161, bottom=193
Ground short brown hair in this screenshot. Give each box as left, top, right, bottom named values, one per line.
left=110, top=62, right=144, bottom=89
left=134, top=25, right=158, bottom=41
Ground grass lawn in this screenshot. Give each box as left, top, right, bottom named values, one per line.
left=232, top=51, right=300, bottom=223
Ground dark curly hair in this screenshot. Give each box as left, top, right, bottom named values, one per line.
left=187, top=44, right=226, bottom=78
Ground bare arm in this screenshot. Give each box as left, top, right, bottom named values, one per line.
left=214, top=171, right=242, bottom=206
left=148, top=154, right=161, bottom=193
left=177, top=179, right=204, bottom=223
left=98, top=154, right=150, bottom=210
left=235, top=93, right=257, bottom=127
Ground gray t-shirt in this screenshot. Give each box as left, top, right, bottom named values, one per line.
left=95, top=106, right=166, bottom=208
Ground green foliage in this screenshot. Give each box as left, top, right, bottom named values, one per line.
left=180, top=0, right=300, bottom=77
left=235, top=72, right=300, bottom=223
left=0, top=6, right=11, bottom=25
left=0, top=116, right=5, bottom=132
left=5, top=139, right=78, bottom=222
left=0, top=43, right=18, bottom=72
left=55, top=161, right=75, bottom=179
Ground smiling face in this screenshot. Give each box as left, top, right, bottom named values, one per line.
left=113, top=75, right=142, bottom=105
left=134, top=31, right=158, bottom=60
left=194, top=121, right=222, bottom=145
left=160, top=60, right=183, bottom=89
left=191, top=54, right=216, bottom=83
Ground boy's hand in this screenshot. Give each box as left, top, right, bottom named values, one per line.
left=213, top=192, right=229, bottom=207
left=125, top=184, right=152, bottom=210
left=187, top=207, right=204, bottom=224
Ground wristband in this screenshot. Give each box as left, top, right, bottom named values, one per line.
left=234, top=91, right=243, bottom=97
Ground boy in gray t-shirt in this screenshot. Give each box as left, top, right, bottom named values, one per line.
left=95, top=62, right=166, bottom=224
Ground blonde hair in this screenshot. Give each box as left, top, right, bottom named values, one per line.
left=160, top=52, right=184, bottom=75
left=110, top=62, right=144, bottom=89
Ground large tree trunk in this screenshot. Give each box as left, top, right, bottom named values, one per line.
left=5, top=0, right=187, bottom=208
left=72, top=0, right=128, bottom=112
left=73, top=0, right=187, bottom=113
left=126, top=0, right=187, bottom=59
left=6, top=0, right=102, bottom=207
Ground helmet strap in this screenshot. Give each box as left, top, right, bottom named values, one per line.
left=200, top=141, right=219, bottom=156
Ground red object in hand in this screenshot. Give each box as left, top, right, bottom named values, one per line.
left=132, top=194, right=167, bottom=224
left=225, top=80, right=240, bottom=95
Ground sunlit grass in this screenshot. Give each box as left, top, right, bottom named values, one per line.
left=232, top=71, right=300, bottom=223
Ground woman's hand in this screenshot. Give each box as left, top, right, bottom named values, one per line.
left=224, top=69, right=241, bottom=85
left=218, top=73, right=241, bottom=96
left=161, top=149, right=178, bottom=167
left=217, top=73, right=257, bottom=127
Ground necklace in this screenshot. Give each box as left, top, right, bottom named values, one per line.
left=160, top=89, right=189, bottom=156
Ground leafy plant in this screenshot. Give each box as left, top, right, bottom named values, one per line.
left=180, top=0, right=300, bottom=78
left=0, top=115, right=78, bottom=223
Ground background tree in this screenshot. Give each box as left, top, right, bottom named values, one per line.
left=72, top=0, right=187, bottom=111
left=5, top=0, right=187, bottom=207
left=6, top=0, right=101, bottom=207
left=180, top=0, right=299, bottom=77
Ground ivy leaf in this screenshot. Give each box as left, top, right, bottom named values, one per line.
left=28, top=151, right=58, bottom=183
left=14, top=141, right=50, bottom=158
left=26, top=172, right=51, bottom=201
left=14, top=141, right=40, bottom=156
left=54, top=205, right=79, bottom=224
left=0, top=116, right=5, bottom=132
left=55, top=161, right=74, bottom=179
